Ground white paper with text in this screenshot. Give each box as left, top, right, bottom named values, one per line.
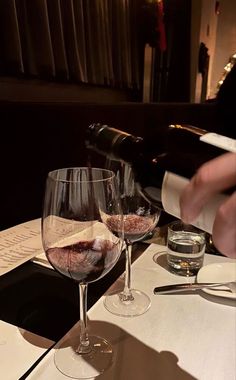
left=0, top=219, right=44, bottom=276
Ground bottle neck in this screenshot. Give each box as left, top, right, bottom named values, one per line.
left=86, top=123, right=145, bottom=163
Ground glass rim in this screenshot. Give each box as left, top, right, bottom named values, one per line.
left=48, top=167, right=116, bottom=183
left=168, top=220, right=205, bottom=235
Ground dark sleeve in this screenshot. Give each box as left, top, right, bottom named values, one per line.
left=216, top=63, right=236, bottom=138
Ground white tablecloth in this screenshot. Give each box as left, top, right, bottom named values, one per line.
left=27, top=244, right=236, bottom=380
left=0, top=320, right=54, bottom=380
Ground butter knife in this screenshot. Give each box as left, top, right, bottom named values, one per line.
left=153, top=281, right=236, bottom=294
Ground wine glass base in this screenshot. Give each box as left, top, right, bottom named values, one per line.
left=54, top=335, right=113, bottom=379
left=104, top=289, right=151, bottom=317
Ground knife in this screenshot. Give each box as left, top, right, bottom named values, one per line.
left=153, top=282, right=236, bottom=294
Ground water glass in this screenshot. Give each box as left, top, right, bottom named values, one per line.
left=167, top=220, right=206, bottom=276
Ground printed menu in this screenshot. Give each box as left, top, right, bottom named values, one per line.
left=0, top=219, right=44, bottom=276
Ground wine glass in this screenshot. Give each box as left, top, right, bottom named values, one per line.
left=41, top=167, right=123, bottom=379
left=104, top=162, right=161, bottom=317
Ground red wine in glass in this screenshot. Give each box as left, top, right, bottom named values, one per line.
left=42, top=167, right=123, bottom=379
left=46, top=238, right=120, bottom=283
left=104, top=186, right=160, bottom=317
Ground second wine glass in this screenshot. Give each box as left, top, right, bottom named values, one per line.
left=104, top=162, right=160, bottom=317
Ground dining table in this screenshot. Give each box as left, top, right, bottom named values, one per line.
left=0, top=319, right=53, bottom=380
left=0, top=219, right=235, bottom=380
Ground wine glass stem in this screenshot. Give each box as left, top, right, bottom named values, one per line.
left=120, top=243, right=134, bottom=301
left=77, top=283, right=91, bottom=354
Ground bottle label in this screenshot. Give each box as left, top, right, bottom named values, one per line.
left=200, top=133, right=236, bottom=153
left=162, top=172, right=228, bottom=234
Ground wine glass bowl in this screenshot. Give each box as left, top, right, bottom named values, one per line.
left=46, top=235, right=121, bottom=283
left=41, top=167, right=123, bottom=378
left=104, top=162, right=160, bottom=317
left=107, top=202, right=158, bottom=244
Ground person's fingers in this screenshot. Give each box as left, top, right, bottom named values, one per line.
left=180, top=153, right=236, bottom=223
left=212, top=191, right=236, bottom=258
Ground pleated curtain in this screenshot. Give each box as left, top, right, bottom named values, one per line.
left=0, top=0, right=144, bottom=91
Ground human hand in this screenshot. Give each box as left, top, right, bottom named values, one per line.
left=180, top=152, right=236, bottom=258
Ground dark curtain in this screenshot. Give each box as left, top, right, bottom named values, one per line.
left=0, top=0, right=145, bottom=91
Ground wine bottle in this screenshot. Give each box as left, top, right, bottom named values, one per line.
left=85, top=123, right=236, bottom=234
